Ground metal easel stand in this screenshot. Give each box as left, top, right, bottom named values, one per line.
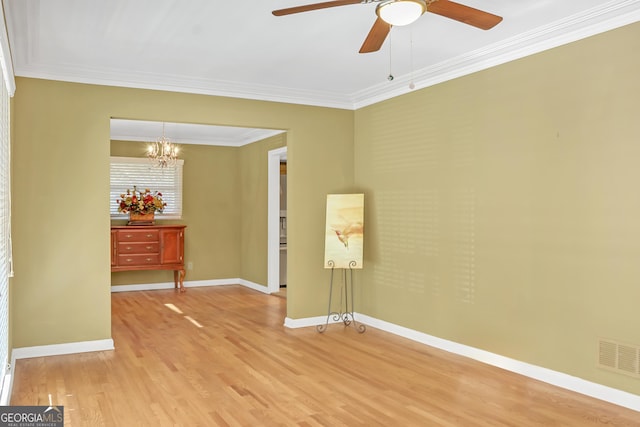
left=317, top=260, right=366, bottom=334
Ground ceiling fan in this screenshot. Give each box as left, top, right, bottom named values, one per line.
left=272, top=0, right=503, bottom=53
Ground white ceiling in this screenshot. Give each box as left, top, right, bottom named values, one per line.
left=110, top=119, right=285, bottom=147
left=3, top=0, right=640, bottom=142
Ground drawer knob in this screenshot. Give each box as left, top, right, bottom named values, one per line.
left=126, top=258, right=132, bottom=262
left=126, top=246, right=132, bottom=250
left=146, top=258, right=153, bottom=262
left=146, top=246, right=153, bottom=250
left=146, top=234, right=153, bottom=238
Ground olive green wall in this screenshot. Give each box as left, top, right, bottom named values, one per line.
left=238, top=133, right=286, bottom=284
left=354, top=22, right=640, bottom=395
left=11, top=78, right=353, bottom=347
left=110, top=140, right=242, bottom=285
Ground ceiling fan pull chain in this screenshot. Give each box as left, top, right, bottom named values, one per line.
left=387, top=31, right=394, bottom=81
left=409, top=28, right=415, bottom=89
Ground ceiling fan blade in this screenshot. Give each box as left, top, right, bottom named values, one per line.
left=359, top=17, right=391, bottom=54
left=427, top=0, right=502, bottom=30
left=272, top=0, right=362, bottom=16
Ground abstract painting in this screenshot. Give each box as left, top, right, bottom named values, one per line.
left=324, top=193, right=364, bottom=269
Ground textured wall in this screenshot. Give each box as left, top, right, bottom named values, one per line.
left=354, top=22, right=640, bottom=395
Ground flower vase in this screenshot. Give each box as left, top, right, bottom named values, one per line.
left=128, top=211, right=155, bottom=226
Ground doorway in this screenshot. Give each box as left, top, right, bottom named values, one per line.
left=267, top=146, right=287, bottom=294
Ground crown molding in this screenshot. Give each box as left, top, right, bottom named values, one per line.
left=14, top=63, right=355, bottom=110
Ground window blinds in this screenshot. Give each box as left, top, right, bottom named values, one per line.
left=110, top=157, right=184, bottom=219
left=0, top=57, right=11, bottom=400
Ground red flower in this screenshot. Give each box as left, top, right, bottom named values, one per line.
left=116, top=186, right=166, bottom=214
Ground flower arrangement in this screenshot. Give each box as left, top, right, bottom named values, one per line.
left=117, top=186, right=166, bottom=214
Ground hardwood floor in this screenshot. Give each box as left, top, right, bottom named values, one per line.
left=10, top=285, right=640, bottom=426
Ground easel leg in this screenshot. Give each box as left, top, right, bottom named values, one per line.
left=317, top=266, right=335, bottom=333
left=317, top=262, right=365, bottom=333
left=348, top=266, right=366, bottom=333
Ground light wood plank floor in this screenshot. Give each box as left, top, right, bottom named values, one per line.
left=11, top=285, right=640, bottom=426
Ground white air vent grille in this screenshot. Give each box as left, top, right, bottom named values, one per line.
left=598, top=338, right=640, bottom=378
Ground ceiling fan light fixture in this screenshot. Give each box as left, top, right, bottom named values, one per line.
left=376, top=0, right=426, bottom=26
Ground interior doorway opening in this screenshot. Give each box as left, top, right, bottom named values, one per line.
left=267, top=146, right=287, bottom=294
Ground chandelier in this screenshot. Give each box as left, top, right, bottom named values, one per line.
left=147, top=123, right=179, bottom=168
left=376, top=0, right=426, bottom=26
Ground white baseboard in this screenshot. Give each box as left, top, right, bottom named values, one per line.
left=237, top=279, right=269, bottom=294
left=285, top=312, right=640, bottom=413
left=284, top=315, right=345, bottom=329
left=111, top=278, right=270, bottom=293
left=12, top=339, right=115, bottom=360
left=111, top=278, right=242, bottom=293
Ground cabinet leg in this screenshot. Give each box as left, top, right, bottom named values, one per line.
left=174, top=269, right=186, bottom=292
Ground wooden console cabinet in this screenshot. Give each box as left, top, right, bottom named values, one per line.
left=111, top=225, right=187, bottom=292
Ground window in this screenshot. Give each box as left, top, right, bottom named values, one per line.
left=0, top=52, right=11, bottom=403
left=110, top=157, right=184, bottom=219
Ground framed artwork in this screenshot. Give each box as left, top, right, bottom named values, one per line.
left=324, top=193, right=364, bottom=269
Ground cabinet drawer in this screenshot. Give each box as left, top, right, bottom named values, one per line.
left=118, top=242, right=160, bottom=254
left=117, top=254, right=161, bottom=266
left=117, top=230, right=159, bottom=242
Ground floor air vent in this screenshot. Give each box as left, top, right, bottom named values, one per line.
left=598, top=338, right=640, bottom=378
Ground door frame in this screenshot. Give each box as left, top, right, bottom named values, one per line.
left=267, top=146, right=287, bottom=294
